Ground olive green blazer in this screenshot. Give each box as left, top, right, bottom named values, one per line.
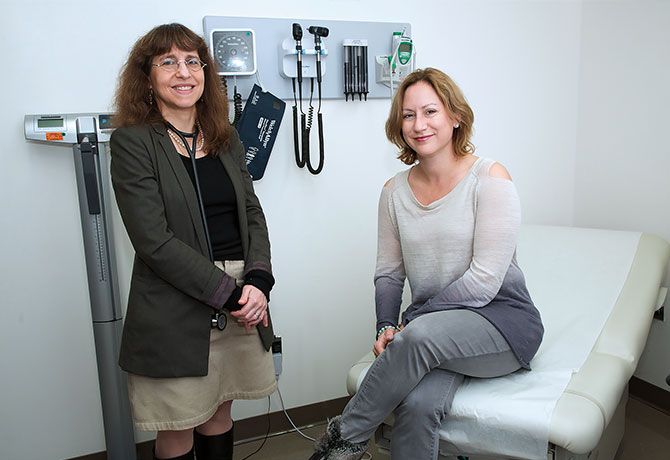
left=110, top=124, right=274, bottom=378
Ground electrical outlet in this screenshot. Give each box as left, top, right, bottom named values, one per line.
left=272, top=336, right=282, bottom=377
left=653, top=306, right=664, bottom=321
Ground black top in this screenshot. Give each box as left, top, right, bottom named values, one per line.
left=111, top=124, right=275, bottom=377
left=179, top=153, right=275, bottom=305
left=180, top=154, right=244, bottom=261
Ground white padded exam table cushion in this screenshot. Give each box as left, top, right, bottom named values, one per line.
left=547, top=231, right=669, bottom=454
left=347, top=225, right=669, bottom=459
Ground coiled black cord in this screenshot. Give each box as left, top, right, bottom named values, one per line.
left=233, top=86, right=243, bottom=128
left=305, top=105, right=314, bottom=132
left=303, top=77, right=324, bottom=175
left=220, top=76, right=243, bottom=128
left=220, top=75, right=228, bottom=95
left=292, top=79, right=303, bottom=167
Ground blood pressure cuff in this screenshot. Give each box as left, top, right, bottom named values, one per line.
left=236, top=84, right=286, bottom=180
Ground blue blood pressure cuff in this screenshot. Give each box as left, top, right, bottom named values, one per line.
left=236, top=84, right=286, bottom=180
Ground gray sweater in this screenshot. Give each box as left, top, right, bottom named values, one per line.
left=374, top=157, right=543, bottom=368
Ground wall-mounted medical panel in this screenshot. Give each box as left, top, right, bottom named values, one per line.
left=203, top=16, right=411, bottom=100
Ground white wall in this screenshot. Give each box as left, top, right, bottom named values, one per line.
left=574, top=0, right=670, bottom=389
left=1, top=1, right=582, bottom=459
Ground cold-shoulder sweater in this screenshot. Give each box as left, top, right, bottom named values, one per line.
left=374, top=157, right=543, bottom=368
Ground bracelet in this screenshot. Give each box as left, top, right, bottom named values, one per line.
left=376, top=325, right=399, bottom=340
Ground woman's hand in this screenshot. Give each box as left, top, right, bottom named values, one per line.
left=374, top=327, right=399, bottom=357
left=230, top=285, right=268, bottom=333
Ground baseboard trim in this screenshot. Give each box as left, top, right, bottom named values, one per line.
left=69, top=396, right=350, bottom=460
left=629, top=376, right=670, bottom=415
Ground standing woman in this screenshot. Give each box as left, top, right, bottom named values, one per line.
left=307, top=68, right=543, bottom=460
left=111, top=23, right=276, bottom=460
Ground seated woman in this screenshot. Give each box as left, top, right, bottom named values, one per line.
left=308, top=68, right=544, bottom=460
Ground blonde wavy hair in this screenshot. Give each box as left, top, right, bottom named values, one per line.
left=385, top=68, right=475, bottom=165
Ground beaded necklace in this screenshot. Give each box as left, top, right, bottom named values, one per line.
left=167, top=120, right=205, bottom=152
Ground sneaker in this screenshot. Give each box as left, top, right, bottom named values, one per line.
left=308, top=416, right=369, bottom=460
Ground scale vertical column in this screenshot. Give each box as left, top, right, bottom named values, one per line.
left=72, top=116, right=136, bottom=460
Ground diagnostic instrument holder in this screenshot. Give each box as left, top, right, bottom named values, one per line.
left=203, top=16, right=411, bottom=100
left=290, top=23, right=328, bottom=175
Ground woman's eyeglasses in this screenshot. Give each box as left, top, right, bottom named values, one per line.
left=152, top=58, right=207, bottom=73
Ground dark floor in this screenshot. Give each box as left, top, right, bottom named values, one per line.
left=614, top=396, right=670, bottom=460
left=233, top=397, right=670, bottom=460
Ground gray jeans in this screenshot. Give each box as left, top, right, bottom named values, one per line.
left=340, top=309, right=521, bottom=460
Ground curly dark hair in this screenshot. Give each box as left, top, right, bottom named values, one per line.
left=113, top=23, right=231, bottom=154
left=385, top=68, right=475, bottom=165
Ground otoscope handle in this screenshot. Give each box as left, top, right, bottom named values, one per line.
left=296, top=43, right=303, bottom=83
left=316, top=59, right=322, bottom=84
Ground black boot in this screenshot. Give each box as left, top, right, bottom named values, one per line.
left=193, top=425, right=234, bottom=460
left=152, top=445, right=194, bottom=460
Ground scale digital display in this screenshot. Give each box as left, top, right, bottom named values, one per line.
left=25, top=113, right=115, bottom=144
left=37, top=118, right=64, bottom=129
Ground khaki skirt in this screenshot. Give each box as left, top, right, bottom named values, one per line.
left=127, top=260, right=277, bottom=431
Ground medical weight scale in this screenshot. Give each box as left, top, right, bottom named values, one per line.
left=24, top=113, right=137, bottom=460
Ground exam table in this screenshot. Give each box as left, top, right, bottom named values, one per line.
left=346, top=225, right=670, bottom=460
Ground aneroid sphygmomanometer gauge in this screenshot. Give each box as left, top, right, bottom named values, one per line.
left=211, top=29, right=257, bottom=76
